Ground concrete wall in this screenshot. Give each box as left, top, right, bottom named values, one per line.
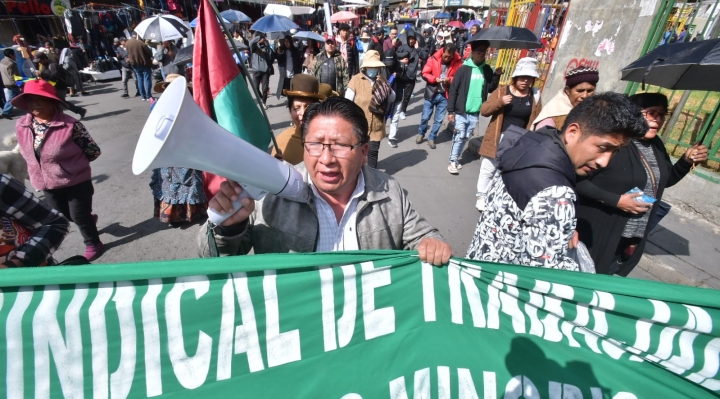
left=542, top=0, right=662, bottom=102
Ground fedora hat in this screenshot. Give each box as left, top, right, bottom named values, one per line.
left=283, top=74, right=325, bottom=100
left=318, top=83, right=338, bottom=99
left=360, top=50, right=386, bottom=68
left=154, top=73, right=192, bottom=93
left=11, top=79, right=68, bottom=110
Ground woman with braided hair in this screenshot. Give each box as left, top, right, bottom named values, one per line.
left=532, top=66, right=599, bottom=131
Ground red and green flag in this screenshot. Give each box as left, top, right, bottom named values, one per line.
left=192, top=0, right=271, bottom=198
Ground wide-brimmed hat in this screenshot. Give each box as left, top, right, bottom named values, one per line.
left=511, top=57, right=540, bottom=78
left=359, top=31, right=371, bottom=40
left=283, top=74, right=325, bottom=100
left=318, top=83, right=338, bottom=99
left=154, top=73, right=192, bottom=93
left=32, top=52, right=48, bottom=63
left=11, top=79, right=68, bottom=110
left=361, top=50, right=386, bottom=68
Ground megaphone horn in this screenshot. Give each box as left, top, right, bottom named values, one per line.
left=132, top=76, right=304, bottom=225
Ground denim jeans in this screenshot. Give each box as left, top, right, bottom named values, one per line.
left=418, top=93, right=447, bottom=141
left=133, top=66, right=153, bottom=100
left=3, top=87, right=19, bottom=115
left=449, top=112, right=479, bottom=163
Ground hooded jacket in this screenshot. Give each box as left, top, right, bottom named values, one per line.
left=466, top=128, right=579, bottom=271
left=447, top=58, right=498, bottom=115
left=395, top=29, right=423, bottom=80
left=422, top=48, right=462, bottom=100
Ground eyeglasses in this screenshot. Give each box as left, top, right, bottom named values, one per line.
left=642, top=109, right=668, bottom=119
left=303, top=142, right=362, bottom=158
left=326, top=42, right=336, bottom=46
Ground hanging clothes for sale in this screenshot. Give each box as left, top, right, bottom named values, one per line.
left=64, top=10, right=87, bottom=43
left=116, top=9, right=133, bottom=29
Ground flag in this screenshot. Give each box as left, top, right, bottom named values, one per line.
left=193, top=0, right=271, bottom=198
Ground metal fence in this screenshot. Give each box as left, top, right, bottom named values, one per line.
left=625, top=0, right=720, bottom=170
left=488, top=0, right=568, bottom=90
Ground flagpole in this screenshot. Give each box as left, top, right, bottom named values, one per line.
left=206, top=0, right=281, bottom=154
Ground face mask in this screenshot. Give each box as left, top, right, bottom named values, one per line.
left=365, top=68, right=379, bottom=79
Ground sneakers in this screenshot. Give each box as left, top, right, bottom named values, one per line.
left=135, top=92, right=141, bottom=97
left=84, top=241, right=104, bottom=261
left=448, top=162, right=460, bottom=174
left=476, top=196, right=486, bottom=212
left=415, top=135, right=424, bottom=144
left=388, top=139, right=398, bottom=148
left=427, top=140, right=436, bottom=149
left=399, top=112, right=406, bottom=120
left=121, top=93, right=129, bottom=98
left=78, top=109, right=87, bottom=120
left=141, top=98, right=148, bottom=101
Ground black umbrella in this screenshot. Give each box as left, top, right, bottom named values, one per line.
left=466, top=26, right=541, bottom=49
left=621, top=39, right=720, bottom=91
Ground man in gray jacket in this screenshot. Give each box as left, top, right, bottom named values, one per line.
left=249, top=33, right=274, bottom=107
left=1, top=49, right=20, bottom=119
left=198, top=97, right=453, bottom=265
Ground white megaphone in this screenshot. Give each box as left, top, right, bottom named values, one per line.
left=132, top=76, right=304, bottom=225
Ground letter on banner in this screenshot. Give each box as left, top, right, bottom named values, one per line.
left=264, top=270, right=301, bottom=367
left=232, top=272, right=265, bottom=372
left=7, top=288, right=34, bottom=399
left=321, top=265, right=357, bottom=352
left=142, top=279, right=164, bottom=397
left=33, top=284, right=88, bottom=399
left=165, top=276, right=213, bottom=389
left=449, top=261, right=485, bottom=327
left=361, top=261, right=395, bottom=340
left=389, top=368, right=431, bottom=399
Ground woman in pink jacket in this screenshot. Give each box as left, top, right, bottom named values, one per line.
left=13, top=80, right=104, bottom=261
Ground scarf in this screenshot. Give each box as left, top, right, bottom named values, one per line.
left=532, top=89, right=573, bottom=127
left=369, top=74, right=392, bottom=116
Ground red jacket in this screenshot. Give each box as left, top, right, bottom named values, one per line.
left=422, top=48, right=462, bottom=99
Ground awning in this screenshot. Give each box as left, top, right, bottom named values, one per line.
left=263, top=4, right=315, bottom=17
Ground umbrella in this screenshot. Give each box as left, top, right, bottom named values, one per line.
left=466, top=26, right=541, bottom=49
left=621, top=39, right=720, bottom=91
left=331, top=11, right=358, bottom=23
left=134, top=15, right=189, bottom=42
left=465, top=19, right=482, bottom=30
left=447, top=20, right=465, bottom=29
left=293, top=31, right=326, bottom=43
left=189, top=16, right=230, bottom=28
left=220, top=10, right=252, bottom=23
left=251, top=14, right=300, bottom=35
left=434, top=12, right=451, bottom=19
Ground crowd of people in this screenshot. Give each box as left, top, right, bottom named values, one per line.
left=0, top=15, right=711, bottom=279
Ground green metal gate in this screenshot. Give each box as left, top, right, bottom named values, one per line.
left=626, top=0, right=720, bottom=173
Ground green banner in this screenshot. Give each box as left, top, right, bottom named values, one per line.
left=1, top=251, right=719, bottom=398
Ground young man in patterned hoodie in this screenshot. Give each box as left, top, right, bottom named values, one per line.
left=465, top=93, right=648, bottom=271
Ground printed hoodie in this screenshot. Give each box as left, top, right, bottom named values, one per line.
left=463, top=57, right=485, bottom=113
left=466, top=128, right=580, bottom=271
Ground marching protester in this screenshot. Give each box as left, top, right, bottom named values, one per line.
left=532, top=66, right=599, bottom=130
left=272, top=74, right=327, bottom=165
left=0, top=174, right=70, bottom=267
left=462, top=25, right=481, bottom=59
left=249, top=33, right=275, bottom=108
left=345, top=50, right=396, bottom=168
left=369, top=28, right=385, bottom=54
left=198, top=97, right=452, bottom=266
left=312, top=38, right=350, bottom=96
left=12, top=80, right=104, bottom=261
left=466, top=93, right=648, bottom=270
left=475, top=57, right=542, bottom=211
left=275, top=34, right=303, bottom=100
left=44, top=41, right=60, bottom=63
left=383, top=26, right=400, bottom=53
left=1, top=49, right=20, bottom=120
left=33, top=52, right=88, bottom=120
left=336, top=24, right=360, bottom=77
left=302, top=39, right=320, bottom=74
left=388, top=29, right=422, bottom=148
left=150, top=74, right=207, bottom=228
left=575, top=93, right=710, bottom=276
left=125, top=32, right=155, bottom=101
left=115, top=37, right=140, bottom=98
left=446, top=39, right=501, bottom=174
left=416, top=43, right=462, bottom=149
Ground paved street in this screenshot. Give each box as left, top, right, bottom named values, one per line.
left=1, top=74, right=717, bottom=289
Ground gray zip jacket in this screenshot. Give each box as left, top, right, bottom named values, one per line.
left=249, top=36, right=274, bottom=74
left=197, top=164, right=442, bottom=256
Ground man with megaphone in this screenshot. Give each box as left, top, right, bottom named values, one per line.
left=198, top=97, right=453, bottom=266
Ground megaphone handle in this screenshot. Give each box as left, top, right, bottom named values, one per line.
left=207, top=184, right=267, bottom=225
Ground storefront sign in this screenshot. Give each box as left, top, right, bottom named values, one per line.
left=0, top=0, right=70, bottom=17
